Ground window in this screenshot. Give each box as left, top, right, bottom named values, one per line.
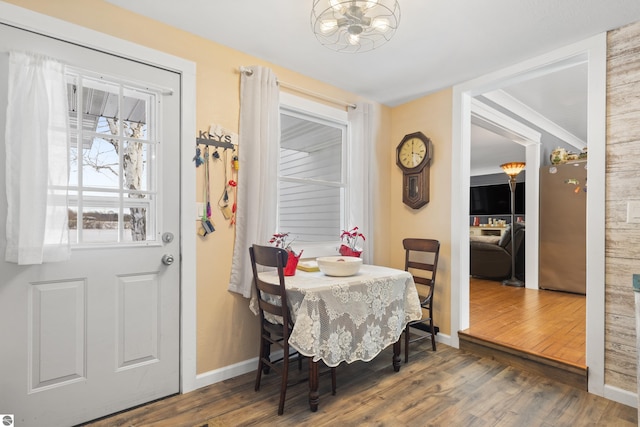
left=66, top=71, right=160, bottom=246
left=278, top=94, right=349, bottom=252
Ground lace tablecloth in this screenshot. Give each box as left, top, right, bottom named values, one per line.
left=260, top=264, right=422, bottom=367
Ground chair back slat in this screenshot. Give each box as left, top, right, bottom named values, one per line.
left=258, top=299, right=284, bottom=317
left=413, top=276, right=433, bottom=287
left=407, top=260, right=435, bottom=272
left=249, top=244, right=291, bottom=328
left=255, top=280, right=284, bottom=299
left=403, top=238, right=440, bottom=253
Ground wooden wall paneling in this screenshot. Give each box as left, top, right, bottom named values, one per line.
left=607, top=114, right=640, bottom=145
left=606, top=256, right=640, bottom=286
left=605, top=229, right=640, bottom=260
left=606, top=286, right=636, bottom=318
left=607, top=143, right=640, bottom=174
left=605, top=20, right=640, bottom=392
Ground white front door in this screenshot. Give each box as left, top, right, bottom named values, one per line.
left=0, top=23, right=181, bottom=426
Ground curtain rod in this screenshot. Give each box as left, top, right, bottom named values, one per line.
left=238, top=66, right=357, bottom=110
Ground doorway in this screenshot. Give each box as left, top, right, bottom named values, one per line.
left=451, top=34, right=607, bottom=395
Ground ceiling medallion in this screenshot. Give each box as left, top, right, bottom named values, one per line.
left=311, top=0, right=401, bottom=53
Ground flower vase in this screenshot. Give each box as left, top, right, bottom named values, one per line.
left=339, top=244, right=362, bottom=258
left=284, top=250, right=302, bottom=276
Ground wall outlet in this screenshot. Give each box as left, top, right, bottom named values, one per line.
left=196, top=202, right=204, bottom=220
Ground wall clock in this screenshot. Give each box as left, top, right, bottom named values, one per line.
left=396, top=131, right=432, bottom=209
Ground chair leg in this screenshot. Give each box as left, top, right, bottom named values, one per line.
left=331, top=366, right=337, bottom=395
left=404, top=325, right=410, bottom=363
left=255, top=335, right=266, bottom=391
left=430, top=317, right=437, bottom=351
left=263, top=340, right=272, bottom=374
left=278, top=349, right=290, bottom=415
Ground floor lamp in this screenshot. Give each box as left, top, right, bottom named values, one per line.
left=500, top=161, right=526, bottom=287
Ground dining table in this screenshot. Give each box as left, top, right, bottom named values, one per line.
left=259, top=263, right=422, bottom=411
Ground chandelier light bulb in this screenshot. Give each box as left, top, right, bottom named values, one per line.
left=372, top=17, right=390, bottom=32
left=320, top=19, right=338, bottom=33
left=311, top=0, right=400, bottom=53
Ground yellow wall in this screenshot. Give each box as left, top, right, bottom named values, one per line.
left=390, top=90, right=453, bottom=334
left=6, top=0, right=393, bottom=373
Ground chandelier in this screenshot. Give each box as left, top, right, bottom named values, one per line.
left=311, top=0, right=401, bottom=53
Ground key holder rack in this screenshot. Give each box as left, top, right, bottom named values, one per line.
left=196, top=130, right=234, bottom=150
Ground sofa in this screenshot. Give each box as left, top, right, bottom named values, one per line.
left=470, top=222, right=525, bottom=281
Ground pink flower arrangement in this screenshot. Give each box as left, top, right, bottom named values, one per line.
left=269, top=232, right=297, bottom=253
left=340, top=226, right=366, bottom=251
left=270, top=232, right=302, bottom=274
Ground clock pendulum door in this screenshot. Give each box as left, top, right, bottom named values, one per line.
left=403, top=169, right=430, bottom=209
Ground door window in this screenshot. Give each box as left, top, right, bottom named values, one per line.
left=66, top=71, right=160, bottom=245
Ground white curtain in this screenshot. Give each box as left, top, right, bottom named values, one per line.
left=348, top=102, right=376, bottom=264
left=228, top=66, right=280, bottom=307
left=5, top=51, right=70, bottom=265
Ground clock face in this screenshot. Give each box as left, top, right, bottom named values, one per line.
left=398, top=137, right=427, bottom=169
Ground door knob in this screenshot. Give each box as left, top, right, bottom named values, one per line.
left=162, top=254, right=174, bottom=265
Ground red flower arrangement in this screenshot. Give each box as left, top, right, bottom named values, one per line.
left=270, top=232, right=301, bottom=275
left=340, top=226, right=365, bottom=257
left=269, top=232, right=296, bottom=252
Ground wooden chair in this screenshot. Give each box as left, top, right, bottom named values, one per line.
left=249, top=244, right=335, bottom=415
left=402, top=238, right=440, bottom=363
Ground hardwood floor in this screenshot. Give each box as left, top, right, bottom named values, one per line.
left=462, top=278, right=586, bottom=368
left=83, top=279, right=614, bottom=426
left=83, top=341, right=635, bottom=427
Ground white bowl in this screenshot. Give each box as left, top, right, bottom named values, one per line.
left=316, top=256, right=363, bottom=277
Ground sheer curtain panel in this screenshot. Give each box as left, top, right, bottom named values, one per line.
left=348, top=102, right=375, bottom=264
left=228, top=66, right=280, bottom=308
left=5, top=51, right=70, bottom=264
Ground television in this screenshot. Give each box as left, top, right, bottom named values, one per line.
left=470, top=182, right=525, bottom=215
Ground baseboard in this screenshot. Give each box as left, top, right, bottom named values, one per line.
left=604, top=384, right=638, bottom=409
left=436, top=332, right=452, bottom=346
left=193, top=349, right=290, bottom=390
left=194, top=357, right=257, bottom=390
left=408, top=327, right=452, bottom=347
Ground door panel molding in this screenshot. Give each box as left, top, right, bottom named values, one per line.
left=29, top=279, right=86, bottom=392
left=116, top=273, right=160, bottom=370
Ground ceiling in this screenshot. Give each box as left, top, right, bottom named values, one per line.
left=105, top=0, right=640, bottom=174
left=470, top=61, right=589, bottom=176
